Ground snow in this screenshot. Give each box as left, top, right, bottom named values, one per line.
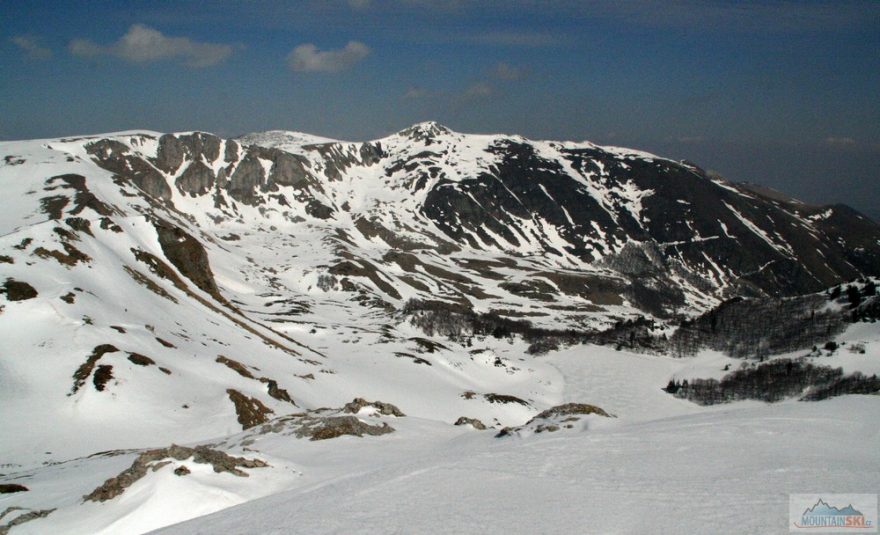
left=148, top=397, right=880, bottom=535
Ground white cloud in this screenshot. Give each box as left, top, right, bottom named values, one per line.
left=287, top=41, right=370, bottom=72
left=69, top=24, right=233, bottom=67
left=492, top=62, right=524, bottom=80
left=10, top=35, right=52, bottom=60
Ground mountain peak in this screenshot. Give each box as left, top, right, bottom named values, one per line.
left=398, top=121, right=453, bottom=140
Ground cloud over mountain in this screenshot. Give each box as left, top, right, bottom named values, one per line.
left=69, top=24, right=233, bottom=67
left=286, top=41, right=370, bottom=72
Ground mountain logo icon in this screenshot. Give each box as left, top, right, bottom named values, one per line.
left=795, top=498, right=873, bottom=530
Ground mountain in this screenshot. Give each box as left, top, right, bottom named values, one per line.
left=48, top=122, right=880, bottom=324
left=1, top=123, right=879, bottom=534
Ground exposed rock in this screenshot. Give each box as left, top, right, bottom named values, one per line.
left=87, top=141, right=171, bottom=200
left=294, top=415, right=395, bottom=441
left=496, top=402, right=613, bottom=438
left=2, top=279, right=38, bottom=301
left=529, top=403, right=613, bottom=421
left=0, top=508, right=55, bottom=535
left=342, top=398, right=405, bottom=417
left=175, top=161, right=215, bottom=196
left=224, top=139, right=239, bottom=163
left=178, top=132, right=221, bottom=163
left=454, top=417, right=487, bottom=430
left=254, top=147, right=314, bottom=189
left=227, top=152, right=265, bottom=204
left=0, top=484, right=28, bottom=494
left=174, top=465, right=191, bottom=476
left=153, top=134, right=186, bottom=174
left=83, top=444, right=268, bottom=502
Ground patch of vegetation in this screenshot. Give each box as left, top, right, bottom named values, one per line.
left=39, top=195, right=69, bottom=220
left=92, top=365, right=114, bottom=391
left=1, top=279, right=38, bottom=301
left=394, top=352, right=432, bottom=365
left=216, top=355, right=256, bottom=379
left=227, top=389, right=273, bottom=430
left=99, top=217, right=122, bottom=232
left=123, top=266, right=178, bottom=303
left=65, top=217, right=93, bottom=236
left=127, top=353, right=155, bottom=367
left=667, top=359, right=880, bottom=405
left=483, top=393, right=529, bottom=406
left=155, top=337, right=176, bottom=348
left=71, top=344, right=119, bottom=394
left=33, top=243, right=91, bottom=267
left=260, top=378, right=296, bottom=405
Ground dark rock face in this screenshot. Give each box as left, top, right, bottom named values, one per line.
left=87, top=140, right=171, bottom=200
left=175, top=161, right=216, bottom=196
left=419, top=138, right=880, bottom=302
left=153, top=134, right=186, bottom=174
left=153, top=219, right=222, bottom=300
left=227, top=153, right=266, bottom=204
left=224, top=139, right=239, bottom=163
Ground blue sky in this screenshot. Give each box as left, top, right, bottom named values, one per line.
left=2, top=0, right=878, bottom=218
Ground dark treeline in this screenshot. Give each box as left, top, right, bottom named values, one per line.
left=666, top=359, right=880, bottom=405
left=402, top=280, right=879, bottom=361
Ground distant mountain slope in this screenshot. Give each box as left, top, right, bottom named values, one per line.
left=71, top=122, right=880, bottom=318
